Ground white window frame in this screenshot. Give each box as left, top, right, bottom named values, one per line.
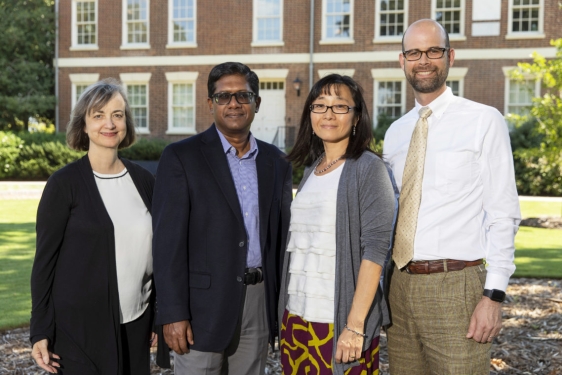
left=252, top=0, right=284, bottom=47
left=506, top=0, right=545, bottom=40
left=69, top=73, right=100, bottom=109
left=317, top=69, right=355, bottom=78
left=165, top=72, right=199, bottom=135
left=121, top=0, right=150, bottom=49
left=502, top=66, right=540, bottom=117
left=445, top=67, right=468, bottom=97
left=432, top=0, right=466, bottom=41
left=371, top=69, right=406, bottom=128
left=70, top=0, right=98, bottom=51
left=166, top=0, right=197, bottom=48
left=374, top=0, right=408, bottom=44
left=320, top=0, right=355, bottom=45
left=120, top=73, right=152, bottom=134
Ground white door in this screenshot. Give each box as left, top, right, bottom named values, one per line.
left=251, top=81, right=286, bottom=144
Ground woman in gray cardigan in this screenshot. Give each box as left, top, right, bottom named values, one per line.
left=279, top=74, right=397, bottom=375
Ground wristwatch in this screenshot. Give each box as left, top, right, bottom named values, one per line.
left=483, top=289, right=506, bottom=303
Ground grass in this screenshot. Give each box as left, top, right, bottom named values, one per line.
left=0, top=199, right=39, bottom=331
left=0, top=198, right=560, bottom=331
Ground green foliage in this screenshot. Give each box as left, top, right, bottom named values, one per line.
left=513, top=147, right=562, bottom=196
left=373, top=113, right=396, bottom=143
left=0, top=132, right=25, bottom=178
left=0, top=0, right=56, bottom=130
left=118, top=137, right=169, bottom=161
left=509, top=117, right=544, bottom=151
left=16, top=142, right=84, bottom=179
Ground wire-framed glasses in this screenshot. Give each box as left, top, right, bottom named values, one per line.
left=309, top=104, right=355, bottom=114
left=211, top=92, right=256, bottom=105
left=402, top=47, right=448, bottom=61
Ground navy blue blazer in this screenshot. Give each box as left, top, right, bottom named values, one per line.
left=152, top=124, right=292, bottom=353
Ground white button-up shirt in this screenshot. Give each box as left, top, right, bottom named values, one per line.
left=384, top=87, right=521, bottom=291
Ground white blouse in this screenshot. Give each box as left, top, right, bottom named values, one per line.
left=286, top=162, right=344, bottom=323
left=93, top=168, right=153, bottom=324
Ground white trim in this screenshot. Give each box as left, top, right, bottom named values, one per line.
left=374, top=0, right=408, bottom=43
left=446, top=79, right=464, bottom=97
left=507, top=0, right=544, bottom=38
left=71, top=0, right=98, bottom=49
left=121, top=0, right=150, bottom=49
left=320, top=0, right=354, bottom=44
left=252, top=0, right=283, bottom=45
left=432, top=0, right=465, bottom=37
left=165, top=72, right=198, bottom=134
left=502, top=66, right=540, bottom=115
left=446, top=67, right=469, bottom=97
left=252, top=69, right=289, bottom=79
left=69, top=73, right=100, bottom=109
left=370, top=68, right=404, bottom=80
left=119, top=73, right=152, bottom=84
left=318, top=69, right=355, bottom=78
left=167, top=0, right=197, bottom=48
left=372, top=79, right=406, bottom=127
left=57, top=47, right=558, bottom=67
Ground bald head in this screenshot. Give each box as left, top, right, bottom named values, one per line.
left=402, top=19, right=450, bottom=52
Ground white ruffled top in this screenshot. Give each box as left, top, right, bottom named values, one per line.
left=286, top=162, right=344, bottom=323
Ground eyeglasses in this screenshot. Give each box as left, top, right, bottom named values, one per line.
left=310, top=104, right=355, bottom=114
left=210, top=92, right=256, bottom=105
left=402, top=47, right=448, bottom=61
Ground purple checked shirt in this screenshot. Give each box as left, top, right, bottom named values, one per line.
left=216, top=128, right=261, bottom=268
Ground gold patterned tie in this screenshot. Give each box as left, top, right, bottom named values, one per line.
left=393, top=106, right=432, bottom=269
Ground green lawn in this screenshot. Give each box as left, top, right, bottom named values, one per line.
left=0, top=198, right=560, bottom=330
left=0, top=199, right=39, bottom=330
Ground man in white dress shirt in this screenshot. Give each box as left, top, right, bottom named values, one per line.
left=383, top=19, right=521, bottom=374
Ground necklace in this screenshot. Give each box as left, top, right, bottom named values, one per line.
left=314, top=153, right=343, bottom=175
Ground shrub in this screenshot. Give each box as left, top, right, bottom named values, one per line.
left=118, top=137, right=168, bottom=161
left=514, top=147, right=562, bottom=196
left=0, top=132, right=24, bottom=178
left=16, top=142, right=84, bottom=180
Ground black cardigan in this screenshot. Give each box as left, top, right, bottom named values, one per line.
left=30, top=155, right=155, bottom=374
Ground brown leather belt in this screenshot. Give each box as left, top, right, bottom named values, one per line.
left=405, top=259, right=483, bottom=274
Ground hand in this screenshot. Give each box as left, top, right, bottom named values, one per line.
left=163, top=320, right=194, bottom=355
left=466, top=296, right=502, bottom=343
left=334, top=326, right=364, bottom=364
left=31, top=339, right=60, bottom=373
left=150, top=332, right=158, bottom=348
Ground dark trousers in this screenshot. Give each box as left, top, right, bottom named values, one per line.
left=121, top=306, right=152, bottom=375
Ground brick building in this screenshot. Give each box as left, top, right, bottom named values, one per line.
left=56, top=0, right=561, bottom=147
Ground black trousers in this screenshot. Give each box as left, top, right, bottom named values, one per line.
left=120, top=307, right=152, bottom=375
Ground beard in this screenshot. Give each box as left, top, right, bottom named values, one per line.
left=406, top=60, right=450, bottom=94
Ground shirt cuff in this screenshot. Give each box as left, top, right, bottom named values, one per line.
left=484, top=271, right=510, bottom=291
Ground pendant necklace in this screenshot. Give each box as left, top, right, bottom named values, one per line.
left=314, top=153, right=343, bottom=175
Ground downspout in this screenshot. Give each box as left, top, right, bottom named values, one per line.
left=54, top=0, right=60, bottom=133
left=309, top=0, right=315, bottom=91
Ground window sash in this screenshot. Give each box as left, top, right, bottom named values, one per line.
left=325, top=0, right=352, bottom=38
left=126, top=0, right=148, bottom=44
left=76, top=1, right=96, bottom=45
left=256, top=0, right=282, bottom=41
left=127, top=84, right=148, bottom=129
left=435, top=0, right=462, bottom=35
left=172, top=0, right=195, bottom=42
left=171, top=83, right=195, bottom=128
left=511, top=0, right=540, bottom=32
left=378, top=0, right=406, bottom=37
left=376, top=81, right=402, bottom=119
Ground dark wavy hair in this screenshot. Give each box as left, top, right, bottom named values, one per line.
left=66, top=78, right=136, bottom=151
left=207, top=62, right=259, bottom=97
left=287, top=74, right=374, bottom=167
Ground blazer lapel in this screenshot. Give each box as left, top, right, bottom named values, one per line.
left=256, top=143, right=275, bottom=251
left=200, top=125, right=244, bottom=227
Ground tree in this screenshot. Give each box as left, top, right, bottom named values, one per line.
left=510, top=38, right=562, bottom=149
left=0, top=0, right=56, bottom=131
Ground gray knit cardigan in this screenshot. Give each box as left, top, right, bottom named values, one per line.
left=278, top=151, right=398, bottom=374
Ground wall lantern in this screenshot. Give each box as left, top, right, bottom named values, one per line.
left=293, top=77, right=302, bottom=97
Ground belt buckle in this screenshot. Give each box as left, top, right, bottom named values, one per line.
left=244, top=270, right=256, bottom=285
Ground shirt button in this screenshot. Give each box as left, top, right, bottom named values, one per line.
left=239, top=241, right=245, bottom=247
left=237, top=276, right=242, bottom=282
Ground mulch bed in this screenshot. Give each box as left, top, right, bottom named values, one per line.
left=1, top=278, right=560, bottom=374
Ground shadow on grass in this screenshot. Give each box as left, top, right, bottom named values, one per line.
left=0, top=222, right=36, bottom=330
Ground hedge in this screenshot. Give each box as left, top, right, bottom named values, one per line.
left=513, top=147, right=562, bottom=196
left=0, top=131, right=167, bottom=180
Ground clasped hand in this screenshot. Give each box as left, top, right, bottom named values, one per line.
left=335, top=328, right=363, bottom=364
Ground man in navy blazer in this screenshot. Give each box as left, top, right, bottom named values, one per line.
left=152, top=62, right=292, bottom=374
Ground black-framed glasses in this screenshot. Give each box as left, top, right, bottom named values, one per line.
left=310, top=104, right=355, bottom=114
left=402, top=47, right=449, bottom=61
left=210, top=92, right=256, bottom=105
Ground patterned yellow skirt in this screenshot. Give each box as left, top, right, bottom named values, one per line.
left=280, top=310, right=380, bottom=375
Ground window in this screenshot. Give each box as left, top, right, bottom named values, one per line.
left=445, top=68, right=468, bottom=97
left=120, top=73, right=151, bottom=134
left=446, top=80, right=461, bottom=96
left=374, top=0, right=407, bottom=42
left=168, top=0, right=196, bottom=47
left=371, top=69, right=406, bottom=127
left=123, top=0, right=149, bottom=48
left=71, top=0, right=97, bottom=49
left=69, top=73, right=99, bottom=109
left=507, top=0, right=544, bottom=38
left=433, top=0, right=464, bottom=37
left=502, top=67, right=540, bottom=116
left=321, top=0, right=354, bottom=44
left=165, top=72, right=199, bottom=134
left=252, top=0, right=283, bottom=45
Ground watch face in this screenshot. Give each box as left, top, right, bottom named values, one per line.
left=490, top=289, right=506, bottom=302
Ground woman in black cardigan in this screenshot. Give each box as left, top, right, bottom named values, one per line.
left=30, top=78, right=157, bottom=374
